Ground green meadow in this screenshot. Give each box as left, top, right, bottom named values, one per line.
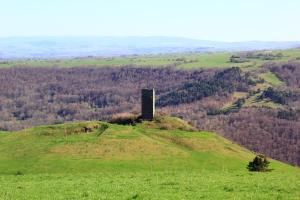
left=0, top=117, right=299, bottom=199
left=1, top=48, right=300, bottom=69
left=259, top=72, right=284, bottom=87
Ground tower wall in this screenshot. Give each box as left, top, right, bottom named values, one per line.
left=141, top=89, right=155, bottom=120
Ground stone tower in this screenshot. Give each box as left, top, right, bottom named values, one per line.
left=141, top=89, right=155, bottom=120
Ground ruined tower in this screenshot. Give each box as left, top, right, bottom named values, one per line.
left=141, top=89, right=155, bottom=120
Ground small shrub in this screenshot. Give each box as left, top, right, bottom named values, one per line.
left=109, top=113, right=141, bottom=125
left=127, top=194, right=139, bottom=200
left=81, top=192, right=89, bottom=198
left=15, top=170, right=24, bottom=176
left=247, top=154, right=271, bottom=172
left=223, top=186, right=234, bottom=192
left=96, top=124, right=109, bottom=136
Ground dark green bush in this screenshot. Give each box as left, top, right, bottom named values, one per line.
left=15, top=170, right=24, bottom=176
left=247, top=155, right=271, bottom=172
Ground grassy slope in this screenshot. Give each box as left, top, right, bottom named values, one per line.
left=259, top=72, right=284, bottom=87
left=0, top=117, right=299, bottom=199
left=1, top=48, right=300, bottom=69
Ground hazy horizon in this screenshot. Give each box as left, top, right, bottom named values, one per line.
left=0, top=35, right=300, bottom=43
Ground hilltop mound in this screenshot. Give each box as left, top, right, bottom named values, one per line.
left=0, top=117, right=299, bottom=199
left=0, top=116, right=252, bottom=174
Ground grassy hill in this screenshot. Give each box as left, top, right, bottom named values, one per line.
left=0, top=116, right=299, bottom=199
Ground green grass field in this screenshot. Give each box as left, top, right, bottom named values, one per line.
left=0, top=117, right=299, bottom=199
left=259, top=72, right=284, bottom=87
left=1, top=48, right=300, bottom=69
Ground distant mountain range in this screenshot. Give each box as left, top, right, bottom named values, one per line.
left=0, top=36, right=299, bottom=59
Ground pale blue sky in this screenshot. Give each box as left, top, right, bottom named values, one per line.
left=1, top=0, right=299, bottom=41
